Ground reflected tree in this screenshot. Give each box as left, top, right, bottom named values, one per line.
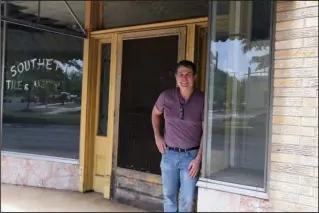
left=242, top=39, right=270, bottom=71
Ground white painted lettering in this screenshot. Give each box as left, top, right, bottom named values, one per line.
left=10, top=66, right=17, bottom=77
left=46, top=59, right=53, bottom=70
left=14, top=81, right=23, bottom=90
left=17, top=62, right=24, bottom=74
left=7, top=58, right=74, bottom=91
left=24, top=60, right=31, bottom=71
left=33, top=81, right=38, bottom=88
left=54, top=60, right=60, bottom=71
left=37, top=58, right=45, bottom=70
left=30, top=58, right=37, bottom=69
left=6, top=80, right=11, bottom=90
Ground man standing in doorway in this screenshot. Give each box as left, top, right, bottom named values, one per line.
left=151, top=60, right=204, bottom=212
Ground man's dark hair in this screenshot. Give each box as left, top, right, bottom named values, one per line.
left=176, top=60, right=196, bottom=75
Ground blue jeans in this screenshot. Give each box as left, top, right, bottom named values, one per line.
left=160, top=149, right=199, bottom=212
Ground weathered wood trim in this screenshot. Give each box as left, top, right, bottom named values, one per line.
left=92, top=17, right=209, bottom=37
left=78, top=1, right=102, bottom=193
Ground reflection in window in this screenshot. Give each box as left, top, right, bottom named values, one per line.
left=2, top=24, right=83, bottom=159
left=6, top=1, right=85, bottom=34
left=97, top=43, right=111, bottom=136
left=205, top=1, right=272, bottom=188
left=103, top=0, right=209, bottom=29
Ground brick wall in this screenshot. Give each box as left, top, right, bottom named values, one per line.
left=271, top=1, right=318, bottom=211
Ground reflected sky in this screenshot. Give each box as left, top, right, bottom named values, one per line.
left=211, top=39, right=270, bottom=80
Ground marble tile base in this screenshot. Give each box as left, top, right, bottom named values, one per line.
left=197, top=187, right=273, bottom=212
left=1, top=154, right=80, bottom=191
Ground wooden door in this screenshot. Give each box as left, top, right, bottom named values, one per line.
left=92, top=35, right=118, bottom=198
left=112, top=27, right=186, bottom=211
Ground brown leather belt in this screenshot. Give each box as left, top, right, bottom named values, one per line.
left=166, top=145, right=199, bottom=152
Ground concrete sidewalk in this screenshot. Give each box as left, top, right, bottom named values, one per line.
left=1, top=184, right=145, bottom=212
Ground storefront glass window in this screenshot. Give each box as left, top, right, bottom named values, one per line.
left=1, top=23, right=83, bottom=159
left=204, top=1, right=273, bottom=189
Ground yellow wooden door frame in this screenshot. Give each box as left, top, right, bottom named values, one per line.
left=195, top=25, right=209, bottom=92
left=79, top=14, right=230, bottom=198
left=92, top=34, right=118, bottom=198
